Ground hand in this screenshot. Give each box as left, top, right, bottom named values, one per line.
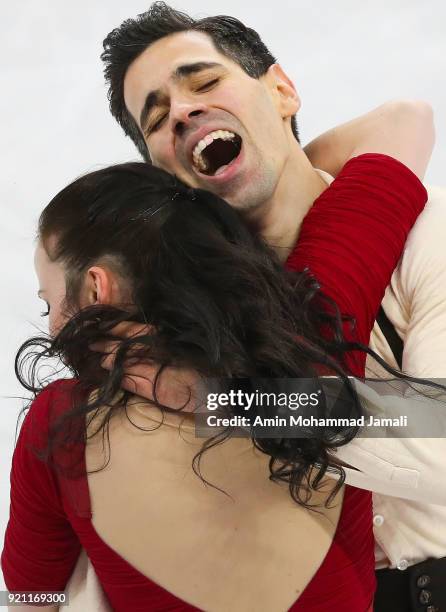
left=91, top=322, right=201, bottom=411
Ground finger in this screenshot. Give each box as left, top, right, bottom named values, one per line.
left=100, top=351, right=116, bottom=370
left=90, top=340, right=120, bottom=354
left=99, top=353, right=149, bottom=371
left=121, top=374, right=155, bottom=399
left=97, top=343, right=149, bottom=370
left=89, top=321, right=152, bottom=350
left=118, top=366, right=198, bottom=409
left=100, top=358, right=159, bottom=378
left=109, top=321, right=154, bottom=339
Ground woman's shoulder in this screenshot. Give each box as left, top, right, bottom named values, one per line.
left=17, top=378, right=89, bottom=509
left=21, top=379, right=80, bottom=445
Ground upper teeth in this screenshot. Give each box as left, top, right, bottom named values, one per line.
left=192, top=130, right=237, bottom=171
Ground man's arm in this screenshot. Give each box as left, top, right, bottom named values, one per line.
left=331, top=376, right=446, bottom=505
left=394, top=185, right=446, bottom=377
left=304, top=100, right=435, bottom=180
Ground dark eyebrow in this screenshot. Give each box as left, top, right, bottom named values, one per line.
left=139, top=62, right=224, bottom=130
left=173, top=61, right=222, bottom=79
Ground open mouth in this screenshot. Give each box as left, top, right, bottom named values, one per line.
left=192, top=130, right=242, bottom=176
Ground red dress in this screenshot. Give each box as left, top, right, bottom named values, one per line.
left=1, top=154, right=427, bottom=611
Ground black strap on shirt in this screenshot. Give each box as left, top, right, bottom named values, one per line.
left=376, top=306, right=403, bottom=370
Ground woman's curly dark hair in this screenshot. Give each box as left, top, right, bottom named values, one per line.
left=16, top=162, right=373, bottom=506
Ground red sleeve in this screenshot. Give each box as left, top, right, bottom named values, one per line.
left=286, top=153, right=427, bottom=375
left=1, top=381, right=82, bottom=592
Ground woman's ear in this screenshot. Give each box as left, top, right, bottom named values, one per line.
left=82, top=266, right=114, bottom=305
left=265, top=63, right=301, bottom=118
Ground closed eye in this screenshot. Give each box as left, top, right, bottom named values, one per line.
left=146, top=113, right=168, bottom=136
left=196, top=78, right=219, bottom=92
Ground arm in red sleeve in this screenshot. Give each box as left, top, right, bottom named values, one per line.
left=286, top=153, right=427, bottom=375
left=1, top=381, right=81, bottom=592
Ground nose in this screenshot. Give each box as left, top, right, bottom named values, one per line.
left=170, top=100, right=207, bottom=136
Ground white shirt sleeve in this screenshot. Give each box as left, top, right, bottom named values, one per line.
left=333, top=187, right=446, bottom=504
left=398, top=185, right=446, bottom=378
left=332, top=378, right=446, bottom=505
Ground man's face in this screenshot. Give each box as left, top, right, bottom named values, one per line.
left=124, top=31, right=298, bottom=212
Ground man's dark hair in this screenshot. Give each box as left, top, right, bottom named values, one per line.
left=101, top=2, right=299, bottom=161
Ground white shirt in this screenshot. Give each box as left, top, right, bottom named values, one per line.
left=335, top=184, right=446, bottom=569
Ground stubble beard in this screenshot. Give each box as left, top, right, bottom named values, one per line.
left=223, top=164, right=277, bottom=221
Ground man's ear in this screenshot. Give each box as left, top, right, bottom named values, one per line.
left=82, top=266, right=114, bottom=306
left=265, top=64, right=301, bottom=118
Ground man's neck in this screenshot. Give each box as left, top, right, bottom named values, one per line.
left=248, top=145, right=329, bottom=262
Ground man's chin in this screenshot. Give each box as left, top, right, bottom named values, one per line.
left=182, top=164, right=265, bottom=213
left=221, top=185, right=263, bottom=214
